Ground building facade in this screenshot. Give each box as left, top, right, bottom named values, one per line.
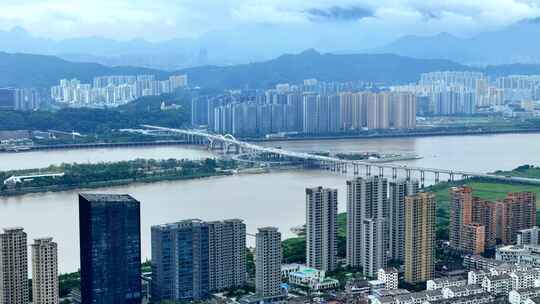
left=347, top=176, right=389, bottom=277
left=151, top=220, right=210, bottom=302
left=404, top=193, right=436, bottom=283
left=256, top=227, right=282, bottom=298
left=0, top=227, right=28, bottom=304
left=32, top=238, right=59, bottom=304
left=79, top=194, right=142, bottom=304
left=306, top=187, right=338, bottom=272
left=389, top=179, right=419, bottom=262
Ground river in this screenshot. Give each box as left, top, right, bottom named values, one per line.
left=1, top=133, right=540, bottom=273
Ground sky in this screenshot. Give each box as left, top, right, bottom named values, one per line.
left=0, top=0, right=540, bottom=43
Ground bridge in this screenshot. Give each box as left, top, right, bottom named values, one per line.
left=142, top=125, right=540, bottom=186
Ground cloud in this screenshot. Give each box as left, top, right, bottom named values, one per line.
left=306, top=5, right=374, bottom=22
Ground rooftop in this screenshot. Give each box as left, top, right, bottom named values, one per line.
left=79, top=193, right=139, bottom=203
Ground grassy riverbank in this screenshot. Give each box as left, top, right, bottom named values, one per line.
left=0, top=158, right=237, bottom=197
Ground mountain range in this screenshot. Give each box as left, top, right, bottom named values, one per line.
left=5, top=50, right=540, bottom=90
left=3, top=18, right=540, bottom=69
left=374, top=18, right=540, bottom=66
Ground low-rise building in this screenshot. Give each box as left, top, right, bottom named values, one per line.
left=427, top=277, right=467, bottom=291
left=287, top=266, right=339, bottom=292
left=378, top=268, right=399, bottom=291
left=463, top=255, right=505, bottom=270
left=481, top=274, right=512, bottom=295
left=509, top=287, right=540, bottom=304
left=509, top=269, right=540, bottom=290
left=427, top=293, right=494, bottom=304
left=441, top=285, right=483, bottom=299
left=497, top=245, right=540, bottom=268
left=394, top=290, right=444, bottom=304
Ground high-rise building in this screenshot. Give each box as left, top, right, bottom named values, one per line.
left=255, top=227, right=282, bottom=298
left=151, top=220, right=210, bottom=302
left=461, top=223, right=485, bottom=254
left=389, top=179, right=419, bottom=262
left=208, top=219, right=247, bottom=291
left=32, top=238, right=59, bottom=304
left=347, top=176, right=389, bottom=277
left=79, top=194, right=141, bottom=304
left=449, top=187, right=473, bottom=250
left=306, top=187, right=338, bottom=272
left=303, top=93, right=318, bottom=134
left=0, top=227, right=28, bottom=304
left=0, top=88, right=17, bottom=111
left=497, top=192, right=537, bottom=245
left=404, top=193, right=436, bottom=284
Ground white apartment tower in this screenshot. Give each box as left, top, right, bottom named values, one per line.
left=347, top=176, right=390, bottom=277
left=255, top=227, right=282, bottom=298
left=306, top=187, right=338, bottom=272
left=389, top=179, right=420, bottom=262
left=0, top=227, right=29, bottom=304
left=32, top=238, right=59, bottom=304
left=207, top=219, right=247, bottom=291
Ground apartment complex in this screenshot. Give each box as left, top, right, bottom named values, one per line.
left=151, top=220, right=210, bottom=302
left=306, top=187, right=338, bottom=272
left=404, top=193, right=436, bottom=284
left=450, top=187, right=536, bottom=254
left=389, top=179, right=420, bottom=262
left=198, top=89, right=417, bottom=137
left=255, top=227, right=283, bottom=298
left=31, top=238, right=59, bottom=304
left=151, top=219, right=246, bottom=302
left=0, top=227, right=28, bottom=304
left=346, top=176, right=389, bottom=277
left=79, top=194, right=142, bottom=304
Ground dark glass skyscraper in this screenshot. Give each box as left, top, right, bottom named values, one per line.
left=79, top=194, right=142, bottom=304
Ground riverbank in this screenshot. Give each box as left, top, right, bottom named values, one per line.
left=0, top=158, right=237, bottom=197
left=3, top=127, right=540, bottom=153
left=252, top=127, right=540, bottom=142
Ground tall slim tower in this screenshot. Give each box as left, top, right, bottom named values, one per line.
left=449, top=187, right=473, bottom=249
left=389, top=179, right=419, bottom=262
left=347, top=176, right=389, bottom=277
left=404, top=193, right=436, bottom=284
left=32, top=238, right=59, bottom=304
left=306, top=187, right=338, bottom=272
left=208, top=219, right=247, bottom=291
left=0, top=227, right=28, bottom=304
left=79, top=194, right=141, bottom=304
left=256, top=227, right=282, bottom=298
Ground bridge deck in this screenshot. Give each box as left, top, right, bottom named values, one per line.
left=142, top=125, right=540, bottom=185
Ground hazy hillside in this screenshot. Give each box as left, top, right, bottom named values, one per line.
left=5, top=50, right=540, bottom=90
left=0, top=52, right=167, bottom=88
left=376, top=18, right=540, bottom=65
left=178, top=50, right=471, bottom=88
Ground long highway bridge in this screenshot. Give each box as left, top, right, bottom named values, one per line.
left=142, top=125, right=540, bottom=186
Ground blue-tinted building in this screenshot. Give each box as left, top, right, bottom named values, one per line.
left=79, top=194, right=142, bottom=304
left=151, top=220, right=210, bottom=302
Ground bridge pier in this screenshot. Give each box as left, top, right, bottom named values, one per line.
left=435, top=172, right=440, bottom=184
left=406, top=169, right=411, bottom=181
left=353, top=164, right=359, bottom=175
left=378, top=167, right=384, bottom=177
left=392, top=168, right=397, bottom=180
left=365, top=165, right=371, bottom=176
left=420, top=171, right=425, bottom=188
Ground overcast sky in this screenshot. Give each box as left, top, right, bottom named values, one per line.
left=1, top=0, right=540, bottom=42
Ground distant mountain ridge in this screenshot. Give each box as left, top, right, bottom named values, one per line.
left=375, top=18, right=540, bottom=65
left=0, top=52, right=166, bottom=88
left=3, top=50, right=540, bottom=90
